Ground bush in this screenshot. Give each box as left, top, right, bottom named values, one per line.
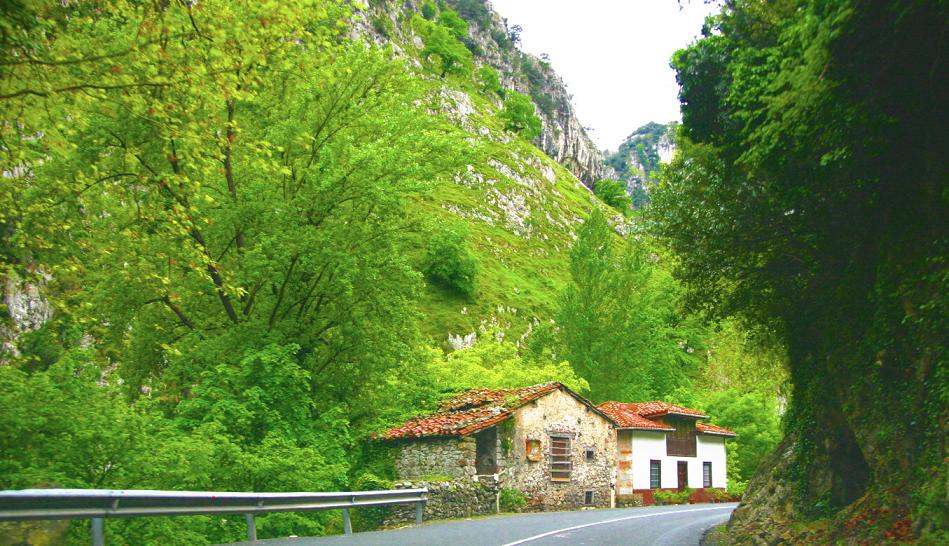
left=438, top=10, right=468, bottom=39
left=371, top=15, right=393, bottom=38
left=477, top=65, right=503, bottom=97
left=423, top=223, right=478, bottom=297
left=414, top=15, right=473, bottom=78
left=420, top=1, right=437, bottom=20
left=708, top=488, right=731, bottom=503
left=499, top=91, right=541, bottom=140
left=499, top=487, right=528, bottom=512
left=351, top=473, right=394, bottom=531
left=727, top=479, right=747, bottom=500
left=654, top=490, right=690, bottom=505
left=594, top=179, right=631, bottom=213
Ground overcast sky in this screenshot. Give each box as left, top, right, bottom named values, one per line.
left=489, top=0, right=720, bottom=151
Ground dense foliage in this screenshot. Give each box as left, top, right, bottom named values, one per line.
left=550, top=209, right=705, bottom=402
left=654, top=0, right=946, bottom=540
left=500, top=91, right=542, bottom=140
left=423, top=222, right=479, bottom=297
left=1, top=1, right=790, bottom=543
left=592, top=179, right=631, bottom=213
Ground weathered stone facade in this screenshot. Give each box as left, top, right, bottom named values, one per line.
left=499, top=388, right=616, bottom=510
left=394, top=436, right=477, bottom=481
left=391, top=388, right=617, bottom=519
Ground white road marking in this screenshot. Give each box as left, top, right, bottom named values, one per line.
left=500, top=505, right=734, bottom=546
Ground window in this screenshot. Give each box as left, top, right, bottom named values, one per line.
left=549, top=435, right=572, bottom=481
left=525, top=439, right=542, bottom=462
left=585, top=448, right=595, bottom=462
left=666, top=418, right=697, bottom=457
left=703, top=462, right=712, bottom=488
left=650, top=460, right=661, bottom=489
left=584, top=490, right=594, bottom=506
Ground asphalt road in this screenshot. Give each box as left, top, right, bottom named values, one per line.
left=229, top=502, right=737, bottom=546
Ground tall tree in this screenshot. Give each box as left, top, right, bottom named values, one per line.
left=653, top=0, right=946, bottom=538
left=557, top=208, right=703, bottom=401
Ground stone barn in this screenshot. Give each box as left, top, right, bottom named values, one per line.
left=382, top=382, right=619, bottom=514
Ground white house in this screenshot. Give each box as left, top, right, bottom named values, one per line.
left=598, top=401, right=736, bottom=505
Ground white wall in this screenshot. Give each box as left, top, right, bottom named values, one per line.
left=628, top=430, right=728, bottom=490
left=697, top=435, right=727, bottom=488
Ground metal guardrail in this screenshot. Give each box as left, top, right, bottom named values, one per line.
left=0, top=488, right=428, bottom=545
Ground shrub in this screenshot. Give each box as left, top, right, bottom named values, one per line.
left=500, top=91, right=541, bottom=140
left=477, top=65, right=503, bottom=97
left=727, top=479, right=747, bottom=500
left=499, top=487, right=528, bottom=512
left=371, top=15, right=393, bottom=38
left=423, top=223, right=478, bottom=297
left=438, top=10, right=468, bottom=39
left=420, top=1, right=437, bottom=20
left=654, top=489, right=690, bottom=505
left=594, top=179, right=631, bottom=213
left=414, top=15, right=473, bottom=78
left=351, top=473, right=394, bottom=530
left=708, top=488, right=731, bottom=503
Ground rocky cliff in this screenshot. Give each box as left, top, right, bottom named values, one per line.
left=604, top=121, right=676, bottom=206
left=356, top=0, right=610, bottom=187
left=1, top=272, right=51, bottom=364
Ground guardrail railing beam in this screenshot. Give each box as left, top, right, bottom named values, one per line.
left=0, top=488, right=427, bottom=545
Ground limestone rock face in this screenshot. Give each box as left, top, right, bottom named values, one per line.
left=353, top=0, right=610, bottom=187
left=1, top=272, right=52, bottom=363
left=604, top=121, right=677, bottom=205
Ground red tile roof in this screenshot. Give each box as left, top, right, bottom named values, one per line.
left=627, top=401, right=708, bottom=419
left=597, top=401, right=735, bottom=437
left=382, top=383, right=611, bottom=440
left=597, top=402, right=675, bottom=431
left=697, top=422, right=737, bottom=437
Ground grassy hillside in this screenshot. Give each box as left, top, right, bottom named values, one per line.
left=357, top=3, right=615, bottom=346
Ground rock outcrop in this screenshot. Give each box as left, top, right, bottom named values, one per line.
left=354, top=0, right=610, bottom=187
left=604, top=121, right=677, bottom=205
left=1, top=271, right=52, bottom=364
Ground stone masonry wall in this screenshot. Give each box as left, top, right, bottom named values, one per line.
left=382, top=479, right=499, bottom=526
left=502, top=390, right=616, bottom=510
left=394, top=436, right=477, bottom=480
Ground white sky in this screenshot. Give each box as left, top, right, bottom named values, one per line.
left=489, top=0, right=720, bottom=151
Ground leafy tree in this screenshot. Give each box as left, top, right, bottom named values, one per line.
left=422, top=332, right=589, bottom=394
left=420, top=1, right=437, bottom=20
left=453, top=0, right=490, bottom=27
left=556, top=209, right=704, bottom=401
left=653, top=0, right=947, bottom=533
left=438, top=10, right=469, bottom=39
left=415, top=15, right=474, bottom=77
left=477, top=65, right=503, bottom=97
left=423, top=222, right=478, bottom=297
left=0, top=5, right=476, bottom=542
left=500, top=91, right=542, bottom=140
left=700, top=390, right=782, bottom=483
left=593, top=180, right=631, bottom=213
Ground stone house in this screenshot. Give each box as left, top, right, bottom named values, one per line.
left=597, top=401, right=736, bottom=505
left=382, top=382, right=618, bottom=512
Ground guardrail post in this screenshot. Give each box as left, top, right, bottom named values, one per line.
left=342, top=508, right=352, bottom=535
left=91, top=517, right=104, bottom=546
left=245, top=514, right=257, bottom=542
left=415, top=501, right=424, bottom=526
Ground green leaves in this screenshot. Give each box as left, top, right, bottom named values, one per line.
left=555, top=208, right=703, bottom=402
left=500, top=91, right=542, bottom=140
left=593, top=179, right=631, bottom=214
left=423, top=221, right=479, bottom=298
left=414, top=14, right=473, bottom=78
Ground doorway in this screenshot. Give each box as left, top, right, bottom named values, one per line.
left=475, top=427, right=498, bottom=475
left=677, top=461, right=688, bottom=491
